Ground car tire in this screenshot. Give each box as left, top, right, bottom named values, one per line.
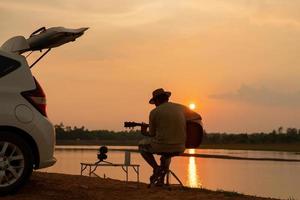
left=0, top=131, right=34, bottom=195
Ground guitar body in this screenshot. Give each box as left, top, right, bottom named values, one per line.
left=185, top=121, right=204, bottom=148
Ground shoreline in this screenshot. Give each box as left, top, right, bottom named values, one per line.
left=54, top=147, right=300, bottom=163
left=56, top=141, right=300, bottom=153
left=4, top=172, right=279, bottom=200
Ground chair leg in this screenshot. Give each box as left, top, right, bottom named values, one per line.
left=149, top=169, right=183, bottom=188
left=168, top=170, right=184, bottom=187
left=166, top=171, right=170, bottom=186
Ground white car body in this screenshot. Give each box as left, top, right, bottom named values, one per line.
left=0, top=26, right=87, bottom=194
left=0, top=50, right=56, bottom=169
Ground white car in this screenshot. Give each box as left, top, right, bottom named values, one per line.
left=0, top=26, right=88, bottom=194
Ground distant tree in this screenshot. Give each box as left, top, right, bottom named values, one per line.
left=287, top=128, right=298, bottom=135
left=65, top=126, right=72, bottom=132
left=278, top=126, right=283, bottom=134
left=54, top=124, right=64, bottom=133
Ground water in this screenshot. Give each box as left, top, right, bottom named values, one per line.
left=40, top=146, right=300, bottom=199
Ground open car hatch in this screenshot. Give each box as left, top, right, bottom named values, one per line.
left=1, top=26, right=88, bottom=68
left=2, top=26, right=88, bottom=54
left=27, top=27, right=88, bottom=51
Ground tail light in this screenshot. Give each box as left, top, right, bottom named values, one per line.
left=21, top=77, right=47, bottom=117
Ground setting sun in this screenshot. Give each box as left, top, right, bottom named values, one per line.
left=189, top=103, right=196, bottom=110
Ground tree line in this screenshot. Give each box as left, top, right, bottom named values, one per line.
left=205, top=127, right=300, bottom=144
left=55, top=123, right=300, bottom=144
left=55, top=123, right=144, bottom=141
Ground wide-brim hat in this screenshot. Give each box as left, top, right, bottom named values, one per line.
left=149, top=88, right=171, bottom=104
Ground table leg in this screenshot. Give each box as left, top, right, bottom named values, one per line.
left=137, top=166, right=139, bottom=183
left=80, top=164, right=88, bottom=176
left=89, top=166, right=92, bottom=177
left=132, top=166, right=140, bottom=183
left=126, top=166, right=128, bottom=182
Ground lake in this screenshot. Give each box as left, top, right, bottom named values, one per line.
left=40, top=146, right=300, bottom=199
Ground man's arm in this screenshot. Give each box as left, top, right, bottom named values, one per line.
left=140, top=109, right=156, bottom=137
left=147, top=109, right=156, bottom=137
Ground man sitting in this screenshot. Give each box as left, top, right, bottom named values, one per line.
left=139, top=88, right=201, bottom=186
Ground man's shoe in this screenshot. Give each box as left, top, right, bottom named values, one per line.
left=149, top=167, right=165, bottom=188
left=149, top=167, right=161, bottom=183
left=149, top=167, right=168, bottom=188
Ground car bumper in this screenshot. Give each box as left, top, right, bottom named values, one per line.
left=30, top=114, right=56, bottom=169
left=39, top=157, right=57, bottom=169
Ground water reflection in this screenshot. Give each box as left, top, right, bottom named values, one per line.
left=186, top=149, right=202, bottom=188
left=41, top=147, right=300, bottom=199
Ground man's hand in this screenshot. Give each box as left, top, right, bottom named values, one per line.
left=141, top=123, right=149, bottom=136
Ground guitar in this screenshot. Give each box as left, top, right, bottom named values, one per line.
left=124, top=122, right=149, bottom=128
left=124, top=121, right=204, bottom=148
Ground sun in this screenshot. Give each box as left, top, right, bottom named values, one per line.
left=189, top=103, right=196, bottom=110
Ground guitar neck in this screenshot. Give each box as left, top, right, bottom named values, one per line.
left=133, top=122, right=144, bottom=126
left=124, top=121, right=149, bottom=128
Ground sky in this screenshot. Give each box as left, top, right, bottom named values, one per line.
left=0, top=0, right=299, bottom=133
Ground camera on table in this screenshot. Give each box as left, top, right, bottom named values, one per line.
left=97, top=146, right=108, bottom=162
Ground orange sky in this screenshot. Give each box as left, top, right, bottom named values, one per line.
left=1, top=0, right=300, bottom=132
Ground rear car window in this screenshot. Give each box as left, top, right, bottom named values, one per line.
left=0, top=55, right=21, bottom=78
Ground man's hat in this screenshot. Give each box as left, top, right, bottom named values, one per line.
left=149, top=88, right=171, bottom=104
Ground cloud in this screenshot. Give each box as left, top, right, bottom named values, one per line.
left=209, top=84, right=300, bottom=107
left=0, top=0, right=143, bottom=14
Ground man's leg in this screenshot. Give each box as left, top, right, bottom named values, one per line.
left=160, top=155, right=172, bottom=171
left=139, top=145, right=158, bottom=170
left=140, top=151, right=159, bottom=170
left=139, top=144, right=163, bottom=185
left=153, top=154, right=171, bottom=185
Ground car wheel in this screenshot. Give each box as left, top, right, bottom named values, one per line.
left=0, top=131, right=33, bottom=195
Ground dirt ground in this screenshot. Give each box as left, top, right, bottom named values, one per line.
left=3, top=172, right=278, bottom=200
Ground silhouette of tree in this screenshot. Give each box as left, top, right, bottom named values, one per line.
left=278, top=126, right=283, bottom=134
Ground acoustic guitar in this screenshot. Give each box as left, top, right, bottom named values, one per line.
left=124, top=121, right=204, bottom=148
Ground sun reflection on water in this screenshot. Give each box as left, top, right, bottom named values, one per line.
left=187, top=149, right=202, bottom=188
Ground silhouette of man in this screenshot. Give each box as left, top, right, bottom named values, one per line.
left=139, top=88, right=201, bottom=185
